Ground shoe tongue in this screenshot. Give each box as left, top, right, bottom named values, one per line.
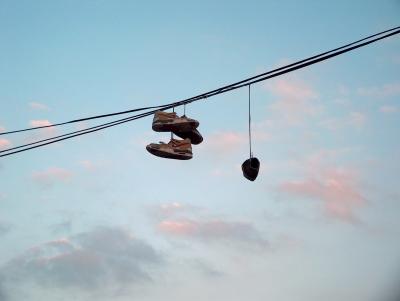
left=169, top=138, right=180, bottom=145
left=170, top=138, right=189, bottom=146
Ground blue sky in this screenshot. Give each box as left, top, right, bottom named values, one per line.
left=0, top=1, right=399, bottom=300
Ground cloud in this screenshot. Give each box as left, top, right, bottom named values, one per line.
left=79, top=160, right=108, bottom=171
left=25, top=120, right=57, bottom=143
left=264, top=78, right=321, bottom=125
left=379, top=105, right=398, bottom=114
left=29, top=102, right=49, bottom=111
left=79, top=160, right=97, bottom=171
left=152, top=202, right=267, bottom=248
left=357, top=82, right=400, bottom=98
left=0, top=227, right=163, bottom=296
left=320, top=112, right=367, bottom=131
left=158, top=218, right=267, bottom=247
left=147, top=202, right=206, bottom=226
left=201, top=129, right=269, bottom=159
left=0, top=138, right=11, bottom=150
left=151, top=202, right=186, bottom=218
left=0, top=280, right=7, bottom=301
left=188, top=259, right=224, bottom=278
left=266, top=78, right=318, bottom=100
left=30, top=119, right=53, bottom=128
left=31, top=167, right=73, bottom=187
left=0, top=126, right=5, bottom=133
left=204, top=131, right=246, bottom=154
left=0, top=221, right=12, bottom=236
left=279, top=166, right=365, bottom=222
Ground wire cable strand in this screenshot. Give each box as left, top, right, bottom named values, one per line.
left=1, top=27, right=399, bottom=158
left=1, top=25, right=399, bottom=137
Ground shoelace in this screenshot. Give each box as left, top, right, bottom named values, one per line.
left=169, top=139, right=190, bottom=148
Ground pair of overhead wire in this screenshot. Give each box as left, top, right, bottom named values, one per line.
left=1, top=26, right=399, bottom=158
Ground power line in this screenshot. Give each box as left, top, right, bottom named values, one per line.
left=1, top=25, right=399, bottom=137
left=1, top=26, right=399, bottom=158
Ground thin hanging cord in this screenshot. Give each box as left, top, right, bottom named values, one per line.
left=248, top=85, right=252, bottom=158
left=0, top=27, right=399, bottom=158
left=1, top=26, right=399, bottom=137
left=183, top=104, right=186, bottom=116
left=171, top=107, right=175, bottom=140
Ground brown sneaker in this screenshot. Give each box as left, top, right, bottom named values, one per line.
left=152, top=111, right=199, bottom=132
left=172, top=127, right=203, bottom=145
left=146, top=138, right=193, bottom=160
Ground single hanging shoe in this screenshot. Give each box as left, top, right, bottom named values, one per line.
left=152, top=111, right=199, bottom=133
left=146, top=138, right=193, bottom=160
left=241, top=157, right=260, bottom=181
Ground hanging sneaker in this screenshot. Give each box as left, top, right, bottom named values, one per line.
left=146, top=138, right=193, bottom=160
left=241, top=157, right=260, bottom=181
left=152, top=111, right=199, bottom=132
left=172, top=127, right=203, bottom=145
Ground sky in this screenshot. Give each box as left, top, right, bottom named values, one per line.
left=0, top=0, right=400, bottom=300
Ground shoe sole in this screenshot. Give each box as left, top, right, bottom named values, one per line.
left=146, top=145, right=193, bottom=160
left=152, top=120, right=199, bottom=132
left=172, top=129, right=203, bottom=145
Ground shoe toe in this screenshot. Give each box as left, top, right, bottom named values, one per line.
left=172, top=129, right=203, bottom=145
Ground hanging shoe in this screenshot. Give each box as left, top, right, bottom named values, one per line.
left=172, top=127, right=203, bottom=145
left=241, top=157, right=260, bottom=181
left=152, top=111, right=199, bottom=133
left=146, top=138, right=193, bottom=160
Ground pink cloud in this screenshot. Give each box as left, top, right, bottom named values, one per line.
left=0, top=126, right=5, bottom=133
left=266, top=79, right=318, bottom=100
left=32, top=167, right=73, bottom=187
left=159, top=220, right=197, bottom=236
left=203, top=128, right=269, bottom=156
left=0, top=138, right=12, bottom=150
left=280, top=167, right=365, bottom=222
left=204, top=131, right=246, bottom=154
left=25, top=120, right=57, bottom=143
left=29, top=102, right=49, bottom=110
left=158, top=218, right=267, bottom=246
left=264, top=79, right=321, bottom=125
left=379, top=105, right=398, bottom=114
left=30, top=119, right=52, bottom=128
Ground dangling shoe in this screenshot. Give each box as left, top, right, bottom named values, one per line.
left=172, top=127, right=203, bottom=145
left=146, top=138, right=193, bottom=160
left=241, top=157, right=260, bottom=181
left=152, top=111, right=199, bottom=133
